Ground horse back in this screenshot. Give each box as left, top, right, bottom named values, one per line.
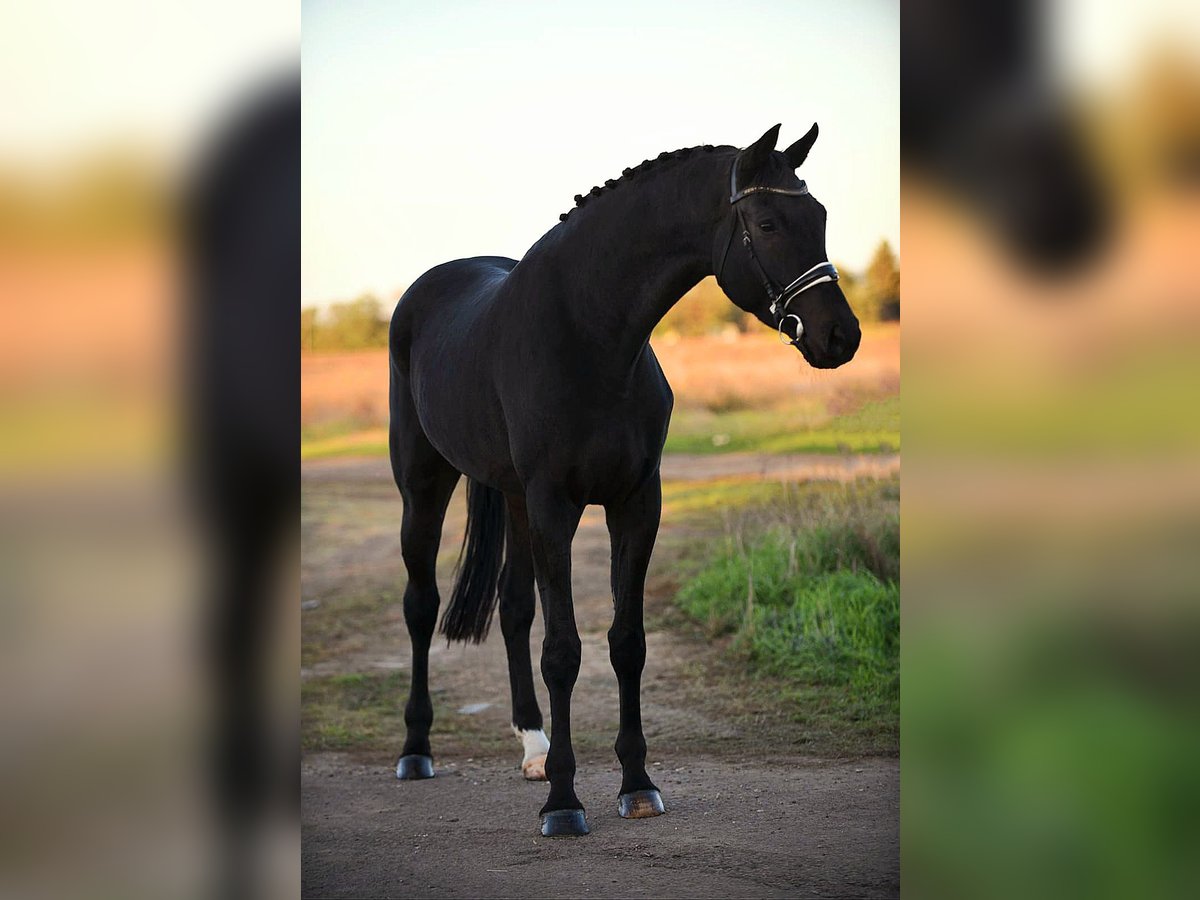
left=389, top=256, right=516, bottom=372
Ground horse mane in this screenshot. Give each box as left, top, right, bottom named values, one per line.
left=558, top=144, right=735, bottom=222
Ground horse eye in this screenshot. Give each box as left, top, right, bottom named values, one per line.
left=759, top=221, right=776, bottom=233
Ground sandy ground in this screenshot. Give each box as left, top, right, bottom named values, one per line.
left=303, top=754, right=898, bottom=899
left=301, top=454, right=899, bottom=898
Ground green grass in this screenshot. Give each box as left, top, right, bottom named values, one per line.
left=302, top=671, right=516, bottom=756
left=670, top=479, right=900, bottom=746
left=904, top=346, right=1200, bottom=458
left=302, top=672, right=409, bottom=752
left=661, top=478, right=785, bottom=517
left=663, top=395, right=900, bottom=455
left=300, top=425, right=388, bottom=461
left=299, top=395, right=900, bottom=460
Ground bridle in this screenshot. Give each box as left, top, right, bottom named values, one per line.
left=715, top=160, right=839, bottom=345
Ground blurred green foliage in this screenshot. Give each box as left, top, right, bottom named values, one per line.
left=904, top=617, right=1200, bottom=900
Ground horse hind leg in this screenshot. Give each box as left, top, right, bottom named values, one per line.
left=499, top=496, right=549, bottom=781
left=390, top=381, right=461, bottom=779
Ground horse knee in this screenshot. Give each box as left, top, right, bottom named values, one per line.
left=541, top=633, right=582, bottom=690
left=402, top=585, right=439, bottom=639
left=608, top=623, right=646, bottom=678
left=499, top=587, right=535, bottom=642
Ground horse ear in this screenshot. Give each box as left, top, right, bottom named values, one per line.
left=736, top=123, right=782, bottom=184
left=783, top=123, right=819, bottom=169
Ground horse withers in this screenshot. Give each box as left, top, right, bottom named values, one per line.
left=388, top=124, right=861, bottom=836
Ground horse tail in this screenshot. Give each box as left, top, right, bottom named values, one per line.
left=439, top=480, right=506, bottom=644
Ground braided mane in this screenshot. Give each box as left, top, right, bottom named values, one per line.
left=559, top=144, right=734, bottom=222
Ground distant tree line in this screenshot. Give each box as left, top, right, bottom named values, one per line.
left=301, top=239, right=899, bottom=352
left=301, top=294, right=390, bottom=351
left=654, top=238, right=899, bottom=337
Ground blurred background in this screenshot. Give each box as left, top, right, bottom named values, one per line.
left=0, top=2, right=298, bottom=898
left=902, top=1, right=1200, bottom=897
left=4, top=0, right=1198, bottom=896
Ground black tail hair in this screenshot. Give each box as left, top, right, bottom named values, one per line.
left=439, top=480, right=506, bottom=643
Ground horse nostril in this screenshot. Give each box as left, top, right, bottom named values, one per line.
left=828, top=323, right=860, bottom=360
left=828, top=324, right=847, bottom=355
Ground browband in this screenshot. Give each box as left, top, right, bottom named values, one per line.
left=729, top=162, right=809, bottom=204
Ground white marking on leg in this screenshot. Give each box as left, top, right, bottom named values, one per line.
left=512, top=726, right=549, bottom=781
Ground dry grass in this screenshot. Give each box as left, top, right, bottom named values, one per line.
left=301, top=350, right=391, bottom=431
left=301, top=324, right=900, bottom=434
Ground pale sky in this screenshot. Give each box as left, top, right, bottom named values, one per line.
left=0, top=0, right=298, bottom=168
left=3, top=1, right=1195, bottom=312
left=302, top=0, right=900, bottom=308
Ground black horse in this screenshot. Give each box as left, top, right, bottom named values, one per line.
left=388, top=124, right=861, bottom=836
left=902, top=0, right=1107, bottom=270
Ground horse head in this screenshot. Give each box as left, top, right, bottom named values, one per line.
left=714, top=124, right=862, bottom=369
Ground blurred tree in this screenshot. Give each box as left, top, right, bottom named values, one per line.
left=301, top=307, right=318, bottom=352
left=1133, top=47, right=1200, bottom=186
left=655, top=276, right=751, bottom=337
left=863, top=240, right=901, bottom=321
left=300, top=294, right=390, bottom=351
left=836, top=265, right=865, bottom=320
left=323, top=294, right=389, bottom=349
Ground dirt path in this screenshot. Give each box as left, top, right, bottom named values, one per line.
left=301, top=453, right=899, bottom=898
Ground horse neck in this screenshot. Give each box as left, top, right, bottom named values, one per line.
left=532, top=151, right=734, bottom=374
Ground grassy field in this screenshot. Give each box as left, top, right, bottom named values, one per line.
left=301, top=325, right=899, bottom=460
left=663, top=394, right=899, bottom=455
left=664, top=478, right=900, bottom=749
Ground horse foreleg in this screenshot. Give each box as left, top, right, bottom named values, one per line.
left=526, top=485, right=587, bottom=836
left=605, top=475, right=665, bottom=819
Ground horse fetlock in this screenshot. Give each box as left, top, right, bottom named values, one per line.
left=614, top=732, right=648, bottom=764
left=522, top=754, right=548, bottom=781
left=512, top=726, right=550, bottom=781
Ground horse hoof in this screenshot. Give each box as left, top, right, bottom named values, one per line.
left=540, top=809, right=590, bottom=837
left=618, top=789, right=666, bottom=819
left=522, top=753, right=548, bottom=781
left=395, top=755, right=434, bottom=780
